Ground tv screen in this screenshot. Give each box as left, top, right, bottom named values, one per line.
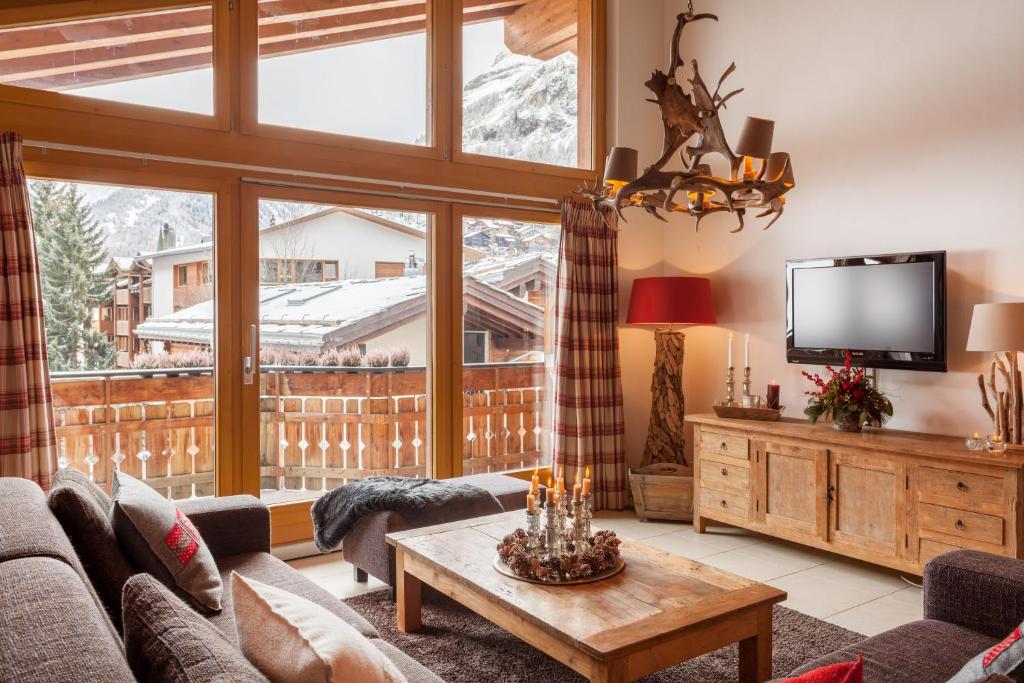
left=786, top=252, right=947, bottom=372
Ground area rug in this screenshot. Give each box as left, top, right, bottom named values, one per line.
left=345, top=589, right=865, bottom=682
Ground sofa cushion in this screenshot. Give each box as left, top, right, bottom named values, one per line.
left=787, top=619, right=998, bottom=683
left=0, top=557, right=136, bottom=683
left=111, top=471, right=222, bottom=612
left=231, top=573, right=407, bottom=683
left=210, top=552, right=379, bottom=642
left=783, top=656, right=862, bottom=682
left=456, top=473, right=533, bottom=510
left=48, top=468, right=135, bottom=631
left=949, top=624, right=1024, bottom=683
left=122, top=574, right=268, bottom=683
left=370, top=640, right=445, bottom=683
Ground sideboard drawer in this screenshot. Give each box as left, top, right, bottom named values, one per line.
left=700, top=430, right=749, bottom=464
left=700, top=459, right=750, bottom=495
left=919, top=503, right=1004, bottom=546
left=699, top=488, right=750, bottom=520
left=919, top=467, right=1003, bottom=507
left=919, top=538, right=963, bottom=565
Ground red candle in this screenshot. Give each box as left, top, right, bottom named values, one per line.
left=766, top=380, right=780, bottom=410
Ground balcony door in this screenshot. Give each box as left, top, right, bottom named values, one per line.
left=27, top=174, right=222, bottom=500
left=456, top=206, right=559, bottom=475
left=241, top=185, right=444, bottom=518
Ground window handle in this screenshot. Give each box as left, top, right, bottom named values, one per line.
left=243, top=324, right=257, bottom=385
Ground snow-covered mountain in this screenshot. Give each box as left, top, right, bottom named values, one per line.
left=462, top=51, right=577, bottom=167
left=77, top=47, right=575, bottom=258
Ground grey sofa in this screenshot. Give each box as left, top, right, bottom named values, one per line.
left=344, top=472, right=534, bottom=592
left=780, top=549, right=1024, bottom=683
left=0, top=477, right=443, bottom=683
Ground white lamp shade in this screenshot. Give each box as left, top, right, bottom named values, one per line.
left=966, top=302, right=1024, bottom=351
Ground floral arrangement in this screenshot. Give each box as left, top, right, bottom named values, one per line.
left=496, top=528, right=621, bottom=582
left=802, top=351, right=893, bottom=431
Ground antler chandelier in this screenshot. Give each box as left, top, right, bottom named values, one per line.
left=581, top=3, right=795, bottom=232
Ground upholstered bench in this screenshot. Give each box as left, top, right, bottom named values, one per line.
left=343, top=473, right=533, bottom=595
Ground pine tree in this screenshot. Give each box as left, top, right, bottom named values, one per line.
left=31, top=181, right=115, bottom=371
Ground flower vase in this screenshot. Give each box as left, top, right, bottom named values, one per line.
left=832, top=414, right=863, bottom=432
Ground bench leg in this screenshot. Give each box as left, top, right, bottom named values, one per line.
left=353, top=566, right=368, bottom=583
left=396, top=549, right=422, bottom=632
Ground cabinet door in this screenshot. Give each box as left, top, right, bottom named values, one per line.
left=755, top=440, right=828, bottom=542
left=828, top=450, right=905, bottom=559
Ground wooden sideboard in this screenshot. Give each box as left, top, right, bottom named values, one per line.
left=687, top=414, right=1024, bottom=575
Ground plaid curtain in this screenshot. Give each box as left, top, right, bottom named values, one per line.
left=0, top=132, right=57, bottom=488
left=552, top=198, right=626, bottom=510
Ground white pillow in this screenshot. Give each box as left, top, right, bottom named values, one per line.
left=230, top=573, right=407, bottom=683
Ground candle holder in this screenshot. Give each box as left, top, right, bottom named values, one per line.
left=965, top=433, right=986, bottom=451
left=987, top=434, right=1008, bottom=454
left=580, top=494, right=593, bottom=547
left=725, top=366, right=736, bottom=406
left=571, top=499, right=586, bottom=551
left=544, top=497, right=561, bottom=560
left=553, top=500, right=568, bottom=558
left=742, top=366, right=752, bottom=399
left=525, top=509, right=542, bottom=554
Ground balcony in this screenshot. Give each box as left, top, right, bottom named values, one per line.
left=114, top=289, right=130, bottom=306
left=51, top=363, right=549, bottom=502
left=115, top=320, right=131, bottom=336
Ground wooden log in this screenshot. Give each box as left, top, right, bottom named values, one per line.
left=1010, top=351, right=1023, bottom=445
left=978, top=373, right=996, bottom=422
left=641, top=330, right=687, bottom=468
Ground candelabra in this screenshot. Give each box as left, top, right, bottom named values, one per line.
left=525, top=508, right=542, bottom=554
left=581, top=493, right=593, bottom=543
left=544, top=496, right=562, bottom=560
left=742, top=366, right=751, bottom=399
left=725, top=366, right=736, bottom=406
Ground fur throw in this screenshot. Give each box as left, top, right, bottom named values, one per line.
left=311, top=477, right=503, bottom=552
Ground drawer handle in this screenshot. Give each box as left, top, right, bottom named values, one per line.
left=957, top=481, right=968, bottom=491
left=954, top=519, right=965, bottom=530
left=720, top=441, right=728, bottom=451
left=721, top=468, right=728, bottom=476
left=720, top=499, right=727, bottom=508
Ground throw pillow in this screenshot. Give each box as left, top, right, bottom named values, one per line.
left=48, top=468, right=135, bottom=631
left=122, top=573, right=268, bottom=683
left=111, top=471, right=222, bottom=612
left=785, top=656, right=863, bottom=683
left=231, top=573, right=407, bottom=683
left=948, top=625, right=1024, bottom=683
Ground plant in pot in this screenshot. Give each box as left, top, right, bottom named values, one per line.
left=802, top=351, right=893, bottom=432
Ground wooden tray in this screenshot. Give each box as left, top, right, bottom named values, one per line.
left=493, top=555, right=625, bottom=585
left=713, top=404, right=785, bottom=421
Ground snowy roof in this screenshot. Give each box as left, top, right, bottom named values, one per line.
left=136, top=275, right=544, bottom=351
left=94, top=255, right=150, bottom=276
left=463, top=253, right=557, bottom=288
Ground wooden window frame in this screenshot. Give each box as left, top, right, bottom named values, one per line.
left=0, top=0, right=232, bottom=132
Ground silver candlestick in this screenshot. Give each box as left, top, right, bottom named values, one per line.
left=742, top=366, right=752, bottom=399
left=525, top=509, right=542, bottom=554
left=544, top=496, right=561, bottom=560
left=725, top=366, right=736, bottom=406
left=581, top=493, right=593, bottom=545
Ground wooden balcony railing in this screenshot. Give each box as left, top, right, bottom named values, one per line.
left=51, top=363, right=550, bottom=501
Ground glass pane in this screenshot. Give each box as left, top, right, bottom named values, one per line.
left=0, top=5, right=214, bottom=115
left=462, top=216, right=559, bottom=474
left=462, top=2, right=591, bottom=168
left=258, top=199, right=431, bottom=504
left=258, top=1, right=429, bottom=145
left=29, top=179, right=216, bottom=499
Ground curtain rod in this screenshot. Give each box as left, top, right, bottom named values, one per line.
left=22, top=139, right=563, bottom=212
left=239, top=177, right=561, bottom=215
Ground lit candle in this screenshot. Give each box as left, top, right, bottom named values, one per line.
left=573, top=483, right=582, bottom=502
left=527, top=493, right=536, bottom=512
left=744, top=334, right=750, bottom=368
left=973, top=432, right=981, bottom=439
left=530, top=468, right=539, bottom=495
left=743, top=156, right=757, bottom=181
left=557, top=476, right=565, bottom=497
left=766, top=380, right=780, bottom=410
left=582, top=467, right=591, bottom=497
left=728, top=332, right=734, bottom=368
left=551, top=490, right=560, bottom=507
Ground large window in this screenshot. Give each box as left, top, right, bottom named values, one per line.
left=256, top=1, right=430, bottom=145
left=461, top=1, right=593, bottom=169
left=256, top=198, right=432, bottom=503
left=0, top=5, right=214, bottom=115
left=29, top=179, right=217, bottom=499
left=462, top=214, right=559, bottom=474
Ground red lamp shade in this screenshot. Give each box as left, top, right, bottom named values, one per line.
left=626, top=277, right=716, bottom=325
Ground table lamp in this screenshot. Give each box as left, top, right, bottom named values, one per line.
left=627, top=277, right=716, bottom=467
left=967, top=302, right=1024, bottom=445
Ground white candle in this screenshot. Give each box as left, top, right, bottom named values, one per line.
left=744, top=334, right=750, bottom=368
left=727, top=332, right=734, bottom=368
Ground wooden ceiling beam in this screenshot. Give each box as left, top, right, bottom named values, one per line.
left=503, top=0, right=577, bottom=59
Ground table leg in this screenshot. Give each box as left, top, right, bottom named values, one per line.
left=589, top=659, right=627, bottom=683
left=738, top=608, right=773, bottom=683
left=395, top=549, right=422, bottom=632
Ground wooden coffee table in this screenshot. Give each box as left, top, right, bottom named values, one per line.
left=386, top=511, right=786, bottom=683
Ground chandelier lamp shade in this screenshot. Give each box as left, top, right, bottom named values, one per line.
left=627, top=277, right=716, bottom=468
left=627, top=277, right=717, bottom=328
left=580, top=4, right=796, bottom=232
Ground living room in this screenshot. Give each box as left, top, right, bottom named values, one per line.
left=0, top=1, right=1022, bottom=682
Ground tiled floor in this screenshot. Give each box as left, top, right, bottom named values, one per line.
left=287, top=511, right=923, bottom=637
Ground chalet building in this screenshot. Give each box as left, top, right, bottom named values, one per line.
left=92, top=256, right=153, bottom=368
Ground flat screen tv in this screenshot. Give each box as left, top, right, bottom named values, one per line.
left=786, top=251, right=947, bottom=372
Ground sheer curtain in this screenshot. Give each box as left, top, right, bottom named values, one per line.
left=551, top=198, right=626, bottom=510
left=0, top=132, right=57, bottom=488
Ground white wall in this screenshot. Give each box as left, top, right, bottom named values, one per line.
left=361, top=315, right=428, bottom=366
left=646, top=0, right=1024, bottom=450
left=150, top=250, right=209, bottom=318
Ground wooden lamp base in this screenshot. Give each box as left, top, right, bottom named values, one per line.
left=640, top=328, right=687, bottom=467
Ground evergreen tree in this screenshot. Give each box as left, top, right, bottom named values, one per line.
left=31, top=181, right=115, bottom=371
